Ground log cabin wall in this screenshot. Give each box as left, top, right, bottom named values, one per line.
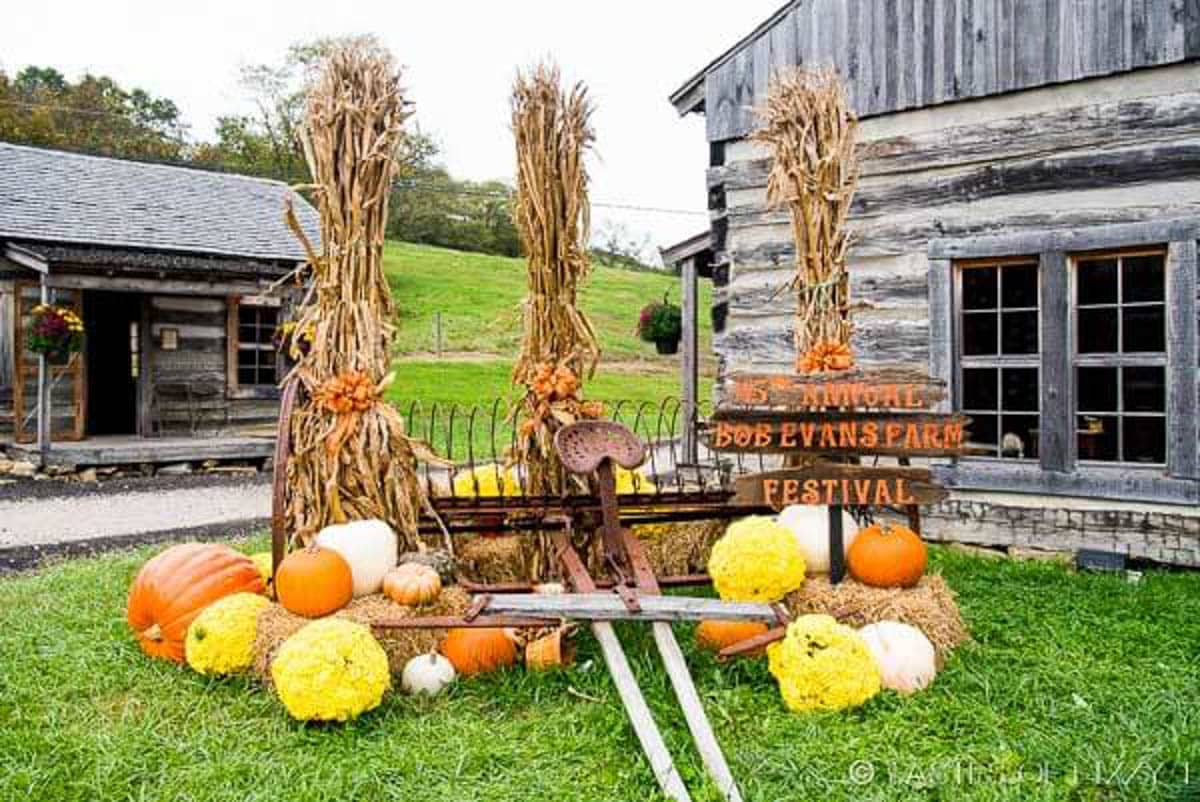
left=147, top=294, right=286, bottom=436
left=710, top=63, right=1200, bottom=391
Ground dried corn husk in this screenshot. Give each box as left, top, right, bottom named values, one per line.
left=753, top=68, right=859, bottom=370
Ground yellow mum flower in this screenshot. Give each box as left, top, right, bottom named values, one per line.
left=452, top=463, right=520, bottom=497
left=271, top=619, right=390, bottom=722
left=185, top=593, right=271, bottom=675
left=249, top=552, right=273, bottom=582
left=767, top=614, right=881, bottom=713
left=708, top=516, right=806, bottom=602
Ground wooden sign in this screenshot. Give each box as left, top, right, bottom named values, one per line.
left=705, top=411, right=972, bottom=457
left=735, top=466, right=950, bottom=509
left=730, top=370, right=947, bottom=410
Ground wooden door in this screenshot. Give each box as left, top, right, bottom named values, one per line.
left=12, top=283, right=86, bottom=443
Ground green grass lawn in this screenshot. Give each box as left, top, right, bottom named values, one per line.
left=2, top=543, right=1197, bottom=802
left=384, top=241, right=713, bottom=364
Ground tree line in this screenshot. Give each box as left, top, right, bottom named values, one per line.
left=0, top=37, right=657, bottom=267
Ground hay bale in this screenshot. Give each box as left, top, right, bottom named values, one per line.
left=636, top=520, right=726, bottom=577
left=252, top=586, right=471, bottom=684
left=455, top=534, right=529, bottom=584
left=784, top=575, right=969, bottom=657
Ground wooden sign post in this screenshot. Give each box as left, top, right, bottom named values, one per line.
left=705, top=371, right=970, bottom=583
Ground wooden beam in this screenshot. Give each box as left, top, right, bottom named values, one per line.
left=482, top=593, right=779, bottom=623
left=1166, top=239, right=1199, bottom=480
left=1039, top=251, right=1072, bottom=473
left=46, top=273, right=271, bottom=297
left=681, top=257, right=700, bottom=463
left=36, top=278, right=50, bottom=463
left=4, top=244, right=48, bottom=274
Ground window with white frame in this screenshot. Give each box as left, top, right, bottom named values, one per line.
left=957, top=259, right=1040, bottom=460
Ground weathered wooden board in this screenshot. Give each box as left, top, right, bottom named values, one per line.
left=705, top=412, right=971, bottom=457
left=482, top=594, right=780, bottom=624
left=735, top=466, right=949, bottom=508
left=695, top=0, right=1196, bottom=141
left=728, top=371, right=945, bottom=409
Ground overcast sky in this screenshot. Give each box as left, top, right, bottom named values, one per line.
left=2, top=0, right=783, bottom=257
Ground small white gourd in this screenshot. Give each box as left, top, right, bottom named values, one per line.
left=401, top=652, right=456, bottom=696
left=858, top=621, right=937, bottom=694
left=314, top=519, right=398, bottom=597
left=776, top=505, right=860, bottom=575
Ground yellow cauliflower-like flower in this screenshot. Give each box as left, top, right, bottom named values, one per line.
left=271, top=619, right=390, bottom=722
left=249, top=552, right=273, bottom=584
left=185, top=593, right=271, bottom=675
left=452, top=464, right=520, bottom=497
left=707, top=516, right=806, bottom=602
left=767, top=614, right=881, bottom=713
left=614, top=467, right=656, bottom=495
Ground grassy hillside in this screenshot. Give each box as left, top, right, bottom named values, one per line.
left=383, top=241, right=712, bottom=364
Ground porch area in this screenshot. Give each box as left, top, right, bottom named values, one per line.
left=3, top=433, right=274, bottom=469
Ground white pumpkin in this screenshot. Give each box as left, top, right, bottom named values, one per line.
left=776, top=505, right=860, bottom=575
left=314, top=519, right=398, bottom=597
left=858, top=621, right=937, bottom=695
left=401, top=652, right=456, bottom=696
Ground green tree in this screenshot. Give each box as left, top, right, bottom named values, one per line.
left=0, top=66, right=186, bottom=161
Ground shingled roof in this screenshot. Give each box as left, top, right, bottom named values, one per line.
left=0, top=143, right=320, bottom=263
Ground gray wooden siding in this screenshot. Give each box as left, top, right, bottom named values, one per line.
left=702, top=0, right=1200, bottom=142
left=712, top=86, right=1200, bottom=384
left=148, top=296, right=280, bottom=435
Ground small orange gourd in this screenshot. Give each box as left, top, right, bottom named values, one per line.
left=695, top=620, right=770, bottom=654
left=847, top=523, right=928, bottom=588
left=275, top=546, right=354, bottom=618
left=126, top=543, right=264, bottom=663
left=441, top=627, right=517, bottom=676
left=383, top=563, right=442, bottom=607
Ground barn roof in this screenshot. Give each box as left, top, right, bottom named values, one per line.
left=0, top=142, right=320, bottom=264
left=671, top=0, right=1200, bottom=142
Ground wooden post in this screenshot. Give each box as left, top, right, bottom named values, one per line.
left=36, top=279, right=50, bottom=465
left=434, top=311, right=443, bottom=359
left=681, top=257, right=699, bottom=463
left=828, top=505, right=845, bottom=584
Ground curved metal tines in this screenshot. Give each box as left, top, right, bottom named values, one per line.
left=396, top=396, right=725, bottom=500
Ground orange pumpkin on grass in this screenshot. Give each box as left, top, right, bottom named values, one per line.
left=847, top=523, right=928, bottom=588
left=275, top=546, right=354, bottom=618
left=441, top=627, right=518, bottom=676
left=126, top=543, right=264, bottom=663
left=695, top=620, right=770, bottom=655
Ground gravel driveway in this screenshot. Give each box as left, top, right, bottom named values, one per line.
left=0, top=474, right=271, bottom=571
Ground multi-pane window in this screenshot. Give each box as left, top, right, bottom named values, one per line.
left=236, top=303, right=279, bottom=387
left=958, top=261, right=1040, bottom=459
left=1073, top=252, right=1167, bottom=464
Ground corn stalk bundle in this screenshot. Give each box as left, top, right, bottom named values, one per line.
left=282, top=44, right=434, bottom=551
left=508, top=63, right=601, bottom=578
left=753, top=68, right=859, bottom=370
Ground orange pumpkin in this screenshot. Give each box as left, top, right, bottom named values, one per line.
left=695, top=620, right=770, bottom=655
left=383, top=563, right=442, bottom=607
left=275, top=546, right=354, bottom=618
left=126, top=543, right=264, bottom=663
left=847, top=523, right=928, bottom=588
left=441, top=627, right=517, bottom=676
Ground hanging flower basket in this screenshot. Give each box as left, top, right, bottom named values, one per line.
left=28, top=304, right=84, bottom=363
left=637, top=294, right=682, bottom=355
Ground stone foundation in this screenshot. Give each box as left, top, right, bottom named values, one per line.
left=920, top=491, right=1200, bottom=567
